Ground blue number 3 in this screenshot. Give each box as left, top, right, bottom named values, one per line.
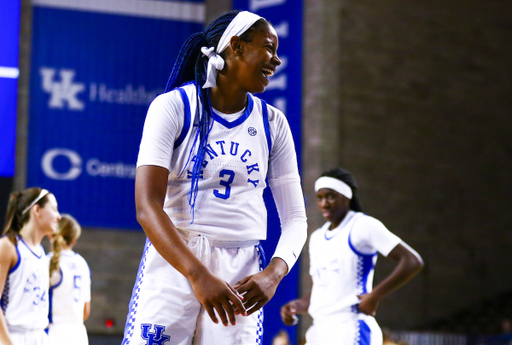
left=214, top=169, right=235, bottom=200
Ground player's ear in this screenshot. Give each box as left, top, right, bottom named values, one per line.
left=229, top=36, right=243, bottom=56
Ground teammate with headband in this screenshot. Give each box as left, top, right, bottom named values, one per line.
left=280, top=168, right=424, bottom=345
left=122, top=10, right=307, bottom=345
left=0, top=187, right=61, bottom=345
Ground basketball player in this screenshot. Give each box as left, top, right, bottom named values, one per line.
left=122, top=10, right=307, bottom=345
left=0, top=188, right=61, bottom=345
left=47, top=214, right=91, bottom=345
left=280, top=168, right=424, bottom=345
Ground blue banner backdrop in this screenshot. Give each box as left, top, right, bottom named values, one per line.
left=27, top=1, right=204, bottom=228
left=0, top=0, right=20, bottom=177
left=231, top=1, right=303, bottom=344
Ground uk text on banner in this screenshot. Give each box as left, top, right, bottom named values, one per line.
left=231, top=1, right=303, bottom=344
left=27, top=0, right=204, bottom=229
left=0, top=0, right=21, bottom=177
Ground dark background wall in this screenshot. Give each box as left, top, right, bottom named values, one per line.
left=8, top=0, right=512, bottom=341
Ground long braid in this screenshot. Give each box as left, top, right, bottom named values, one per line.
left=163, top=11, right=271, bottom=221
left=162, top=11, right=239, bottom=221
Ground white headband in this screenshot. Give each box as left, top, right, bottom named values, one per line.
left=315, top=177, right=353, bottom=200
left=22, top=189, right=50, bottom=215
left=201, top=11, right=262, bottom=89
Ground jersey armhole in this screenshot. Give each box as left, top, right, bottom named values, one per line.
left=9, top=242, right=21, bottom=274
left=173, top=87, right=192, bottom=150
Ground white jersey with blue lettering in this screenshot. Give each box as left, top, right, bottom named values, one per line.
left=306, top=211, right=401, bottom=345
left=308, top=211, right=401, bottom=320
left=136, top=82, right=303, bottom=244
left=123, top=82, right=307, bottom=345
left=47, top=249, right=91, bottom=345
left=0, top=237, right=49, bottom=332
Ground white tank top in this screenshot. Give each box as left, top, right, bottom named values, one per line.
left=0, top=237, right=49, bottom=331
left=138, top=83, right=276, bottom=241
left=48, top=250, right=91, bottom=324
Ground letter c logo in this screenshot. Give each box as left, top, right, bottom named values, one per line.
left=41, top=148, right=82, bottom=180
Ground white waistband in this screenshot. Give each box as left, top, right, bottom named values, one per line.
left=177, top=228, right=259, bottom=248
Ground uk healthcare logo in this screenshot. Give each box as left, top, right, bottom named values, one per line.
left=40, top=68, right=86, bottom=111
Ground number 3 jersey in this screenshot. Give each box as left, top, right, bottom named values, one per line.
left=137, top=82, right=301, bottom=242
left=47, top=250, right=91, bottom=325
left=0, top=238, right=49, bottom=331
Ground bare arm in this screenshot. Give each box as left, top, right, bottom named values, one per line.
left=0, top=238, right=18, bottom=345
left=358, top=242, right=424, bottom=316
left=135, top=166, right=246, bottom=325
left=83, top=301, right=91, bottom=321
left=280, top=292, right=311, bottom=326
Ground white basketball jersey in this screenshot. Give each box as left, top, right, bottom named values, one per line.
left=0, top=238, right=49, bottom=331
left=138, top=82, right=275, bottom=241
left=308, top=211, right=401, bottom=321
left=48, top=250, right=91, bottom=325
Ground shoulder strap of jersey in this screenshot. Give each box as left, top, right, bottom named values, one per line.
left=174, top=87, right=192, bottom=150
left=260, top=99, right=272, bottom=155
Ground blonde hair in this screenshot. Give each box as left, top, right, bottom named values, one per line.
left=49, top=214, right=81, bottom=278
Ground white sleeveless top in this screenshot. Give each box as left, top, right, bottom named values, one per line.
left=308, top=211, right=401, bottom=321
left=137, top=82, right=299, bottom=242
left=0, top=237, right=49, bottom=331
left=48, top=250, right=91, bottom=324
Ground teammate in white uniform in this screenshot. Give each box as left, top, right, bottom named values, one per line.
left=122, top=10, right=307, bottom=345
left=47, top=214, right=91, bottom=345
left=0, top=188, right=61, bottom=345
left=281, top=168, right=424, bottom=345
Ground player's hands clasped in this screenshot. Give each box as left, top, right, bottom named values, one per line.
left=189, top=271, right=247, bottom=327
left=233, top=269, right=280, bottom=315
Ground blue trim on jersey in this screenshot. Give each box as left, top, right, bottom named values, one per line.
left=19, top=237, right=43, bottom=258
left=260, top=99, right=272, bottom=155
left=212, top=93, right=254, bottom=129
left=174, top=87, right=192, bottom=150
left=9, top=243, right=21, bottom=273
left=324, top=212, right=358, bottom=241
left=255, top=244, right=265, bottom=345
left=348, top=224, right=376, bottom=296
left=49, top=285, right=54, bottom=324
left=122, top=238, right=152, bottom=345
left=357, top=320, right=371, bottom=345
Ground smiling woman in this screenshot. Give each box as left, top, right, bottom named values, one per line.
left=121, top=10, right=307, bottom=345
left=0, top=187, right=61, bottom=345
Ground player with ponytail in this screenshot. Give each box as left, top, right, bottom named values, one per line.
left=47, top=214, right=91, bottom=345
left=0, top=187, right=60, bottom=345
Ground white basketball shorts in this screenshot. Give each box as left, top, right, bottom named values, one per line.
left=305, top=313, right=383, bottom=345
left=122, top=233, right=265, bottom=345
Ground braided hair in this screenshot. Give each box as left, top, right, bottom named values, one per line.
left=3, top=187, right=51, bottom=244
left=49, top=214, right=81, bottom=278
left=164, top=10, right=270, bottom=220
left=320, top=168, right=363, bottom=212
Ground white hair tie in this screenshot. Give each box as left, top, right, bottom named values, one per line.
left=201, top=47, right=226, bottom=89
left=201, top=11, right=262, bottom=89
left=22, top=189, right=50, bottom=215
left=315, top=177, right=353, bottom=200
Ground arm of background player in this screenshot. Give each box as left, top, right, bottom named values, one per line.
left=135, top=165, right=246, bottom=326
left=280, top=292, right=311, bottom=326
left=357, top=242, right=424, bottom=316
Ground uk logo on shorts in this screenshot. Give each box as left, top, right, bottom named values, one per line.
left=140, top=324, right=170, bottom=345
